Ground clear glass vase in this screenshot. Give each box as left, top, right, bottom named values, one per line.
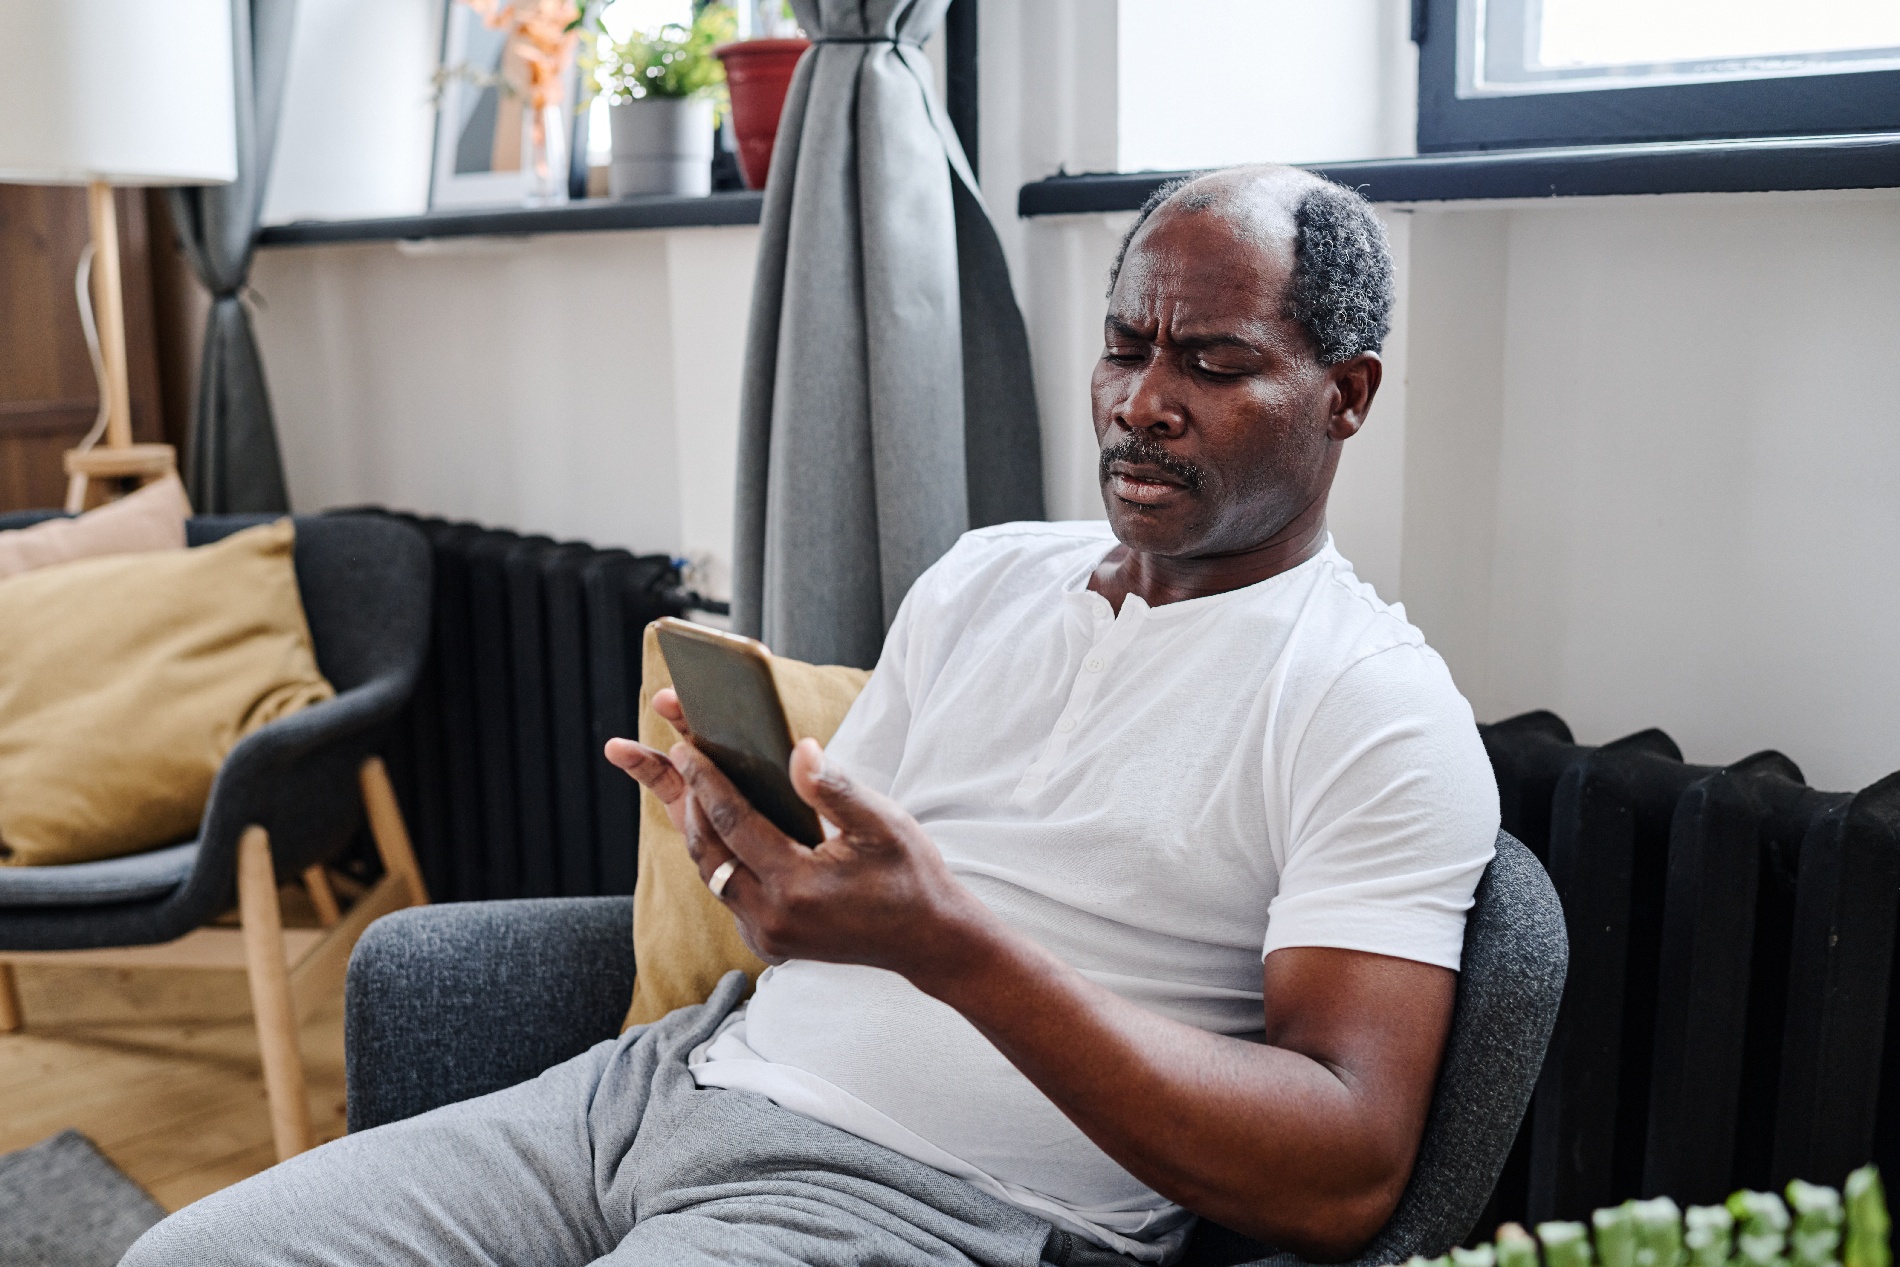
left=522, top=101, right=569, bottom=206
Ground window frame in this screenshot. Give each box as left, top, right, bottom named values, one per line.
left=1415, top=0, right=1900, bottom=153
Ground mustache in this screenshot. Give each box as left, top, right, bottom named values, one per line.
left=1098, top=432, right=1207, bottom=494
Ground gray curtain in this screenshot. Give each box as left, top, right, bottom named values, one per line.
left=732, top=0, right=1045, bottom=668
left=166, top=0, right=297, bottom=513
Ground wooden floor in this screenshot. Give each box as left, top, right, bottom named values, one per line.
left=0, top=886, right=347, bottom=1212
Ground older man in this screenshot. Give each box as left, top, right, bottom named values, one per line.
left=126, top=166, right=1496, bottom=1267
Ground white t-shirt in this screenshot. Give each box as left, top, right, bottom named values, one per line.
left=690, top=521, right=1499, bottom=1261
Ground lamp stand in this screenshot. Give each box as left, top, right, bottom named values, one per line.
left=63, top=179, right=177, bottom=513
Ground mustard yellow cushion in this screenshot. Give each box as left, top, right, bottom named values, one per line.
left=0, top=519, right=335, bottom=866
left=0, top=472, right=191, bottom=580
left=624, top=621, right=869, bottom=1028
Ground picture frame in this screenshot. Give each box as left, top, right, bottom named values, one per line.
left=429, top=1, right=592, bottom=210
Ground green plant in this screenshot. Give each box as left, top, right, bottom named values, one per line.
left=1499, top=1224, right=1544, bottom=1267
left=1788, top=1181, right=1846, bottom=1267
left=1597, top=1202, right=1641, bottom=1267
left=1730, top=1189, right=1792, bottom=1267
left=1386, top=1166, right=1889, bottom=1267
left=597, top=3, right=735, bottom=105
left=1846, top=1169, right=1890, bottom=1267
left=1632, top=1197, right=1688, bottom=1267
left=1686, top=1204, right=1736, bottom=1267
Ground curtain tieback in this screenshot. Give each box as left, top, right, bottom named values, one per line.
left=812, top=35, right=923, bottom=47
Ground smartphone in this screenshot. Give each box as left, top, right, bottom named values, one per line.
left=653, top=617, right=824, bottom=846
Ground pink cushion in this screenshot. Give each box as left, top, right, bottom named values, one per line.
left=0, top=473, right=191, bottom=580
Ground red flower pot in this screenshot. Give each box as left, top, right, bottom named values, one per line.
left=714, top=38, right=810, bottom=190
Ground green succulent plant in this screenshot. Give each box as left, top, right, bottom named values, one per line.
left=1541, top=1221, right=1596, bottom=1267
left=1687, top=1205, right=1737, bottom=1267
left=1498, top=1225, right=1542, bottom=1267
left=1787, top=1179, right=1846, bottom=1267
left=1381, top=1166, right=1888, bottom=1267
left=1846, top=1168, right=1891, bottom=1267
left=1731, top=1190, right=1793, bottom=1267
left=1597, top=1204, right=1641, bottom=1267
left=1632, top=1197, right=1687, bottom=1267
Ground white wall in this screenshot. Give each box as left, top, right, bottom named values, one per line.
left=975, top=0, right=1120, bottom=281
left=1398, top=191, right=1900, bottom=791
left=251, top=225, right=757, bottom=596
left=263, top=0, right=439, bottom=223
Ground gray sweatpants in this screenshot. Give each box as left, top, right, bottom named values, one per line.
left=124, top=973, right=1128, bottom=1267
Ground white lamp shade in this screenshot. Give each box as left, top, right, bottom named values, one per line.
left=0, top=0, right=238, bottom=185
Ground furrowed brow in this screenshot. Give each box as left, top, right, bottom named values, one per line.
left=1173, top=330, right=1265, bottom=355
left=1104, top=317, right=1266, bottom=355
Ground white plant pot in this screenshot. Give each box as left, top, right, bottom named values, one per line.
left=609, top=97, right=715, bottom=197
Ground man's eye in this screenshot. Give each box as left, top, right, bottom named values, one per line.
left=1104, top=346, right=1144, bottom=363
left=1194, top=360, right=1247, bottom=379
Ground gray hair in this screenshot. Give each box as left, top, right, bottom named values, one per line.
left=1106, top=171, right=1394, bottom=366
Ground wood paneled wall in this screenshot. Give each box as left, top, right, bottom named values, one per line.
left=0, top=185, right=170, bottom=513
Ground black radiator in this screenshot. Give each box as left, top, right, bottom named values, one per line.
left=1477, top=710, right=1900, bottom=1230
left=341, top=511, right=692, bottom=903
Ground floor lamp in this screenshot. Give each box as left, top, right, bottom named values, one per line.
left=0, top=0, right=238, bottom=512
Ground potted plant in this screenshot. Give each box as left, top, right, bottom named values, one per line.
left=597, top=3, right=734, bottom=198
left=714, top=15, right=809, bottom=190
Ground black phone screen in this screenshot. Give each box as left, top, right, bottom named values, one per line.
left=654, top=622, right=823, bottom=846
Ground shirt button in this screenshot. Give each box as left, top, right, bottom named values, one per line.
left=1084, top=657, right=1104, bottom=672
left=1058, top=718, right=1077, bottom=734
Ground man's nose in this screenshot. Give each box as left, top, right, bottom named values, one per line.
left=1117, top=363, right=1187, bottom=437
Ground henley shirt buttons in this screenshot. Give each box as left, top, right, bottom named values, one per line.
left=1084, top=657, right=1104, bottom=672
left=1058, top=718, right=1077, bottom=733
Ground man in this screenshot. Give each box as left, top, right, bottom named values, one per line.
left=127, top=165, right=1497, bottom=1267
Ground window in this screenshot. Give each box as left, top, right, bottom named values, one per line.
left=1417, top=0, right=1900, bottom=152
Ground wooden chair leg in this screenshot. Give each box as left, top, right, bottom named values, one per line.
left=302, top=865, right=342, bottom=928
left=0, top=962, right=21, bottom=1033
left=238, top=826, right=315, bottom=1162
left=360, top=756, right=429, bottom=907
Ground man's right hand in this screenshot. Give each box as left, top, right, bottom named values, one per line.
left=603, top=688, right=694, bottom=836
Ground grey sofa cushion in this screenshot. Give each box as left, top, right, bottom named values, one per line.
left=0, top=841, right=198, bottom=906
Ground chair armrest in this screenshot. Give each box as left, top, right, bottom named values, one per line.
left=228, top=674, right=411, bottom=771
left=186, top=675, right=412, bottom=889
left=345, top=897, right=636, bottom=1132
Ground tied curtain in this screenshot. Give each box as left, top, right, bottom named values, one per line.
left=167, top=0, right=297, bottom=514
left=732, top=0, right=1045, bottom=669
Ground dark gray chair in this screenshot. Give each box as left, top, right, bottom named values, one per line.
left=345, top=831, right=1566, bottom=1265
left=0, top=512, right=434, bottom=1163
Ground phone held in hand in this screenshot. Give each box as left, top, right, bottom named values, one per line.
left=653, top=617, right=824, bottom=846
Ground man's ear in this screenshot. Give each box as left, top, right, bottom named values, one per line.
left=1326, top=352, right=1383, bottom=442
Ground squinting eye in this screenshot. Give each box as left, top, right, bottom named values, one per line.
left=1195, top=360, right=1246, bottom=378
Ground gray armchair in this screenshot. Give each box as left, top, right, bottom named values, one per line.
left=0, top=513, right=434, bottom=1162
left=345, top=831, right=1566, bottom=1266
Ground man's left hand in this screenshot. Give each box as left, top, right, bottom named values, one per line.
left=614, top=700, right=994, bottom=978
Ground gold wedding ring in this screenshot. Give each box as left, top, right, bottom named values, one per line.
left=707, top=858, right=739, bottom=899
